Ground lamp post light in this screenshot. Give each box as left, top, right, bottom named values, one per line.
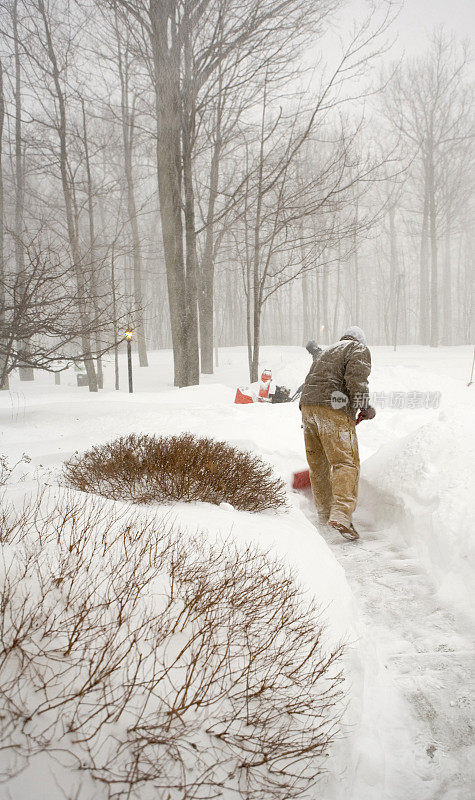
left=124, top=329, right=134, bottom=393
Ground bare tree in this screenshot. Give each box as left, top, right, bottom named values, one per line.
left=0, top=236, right=127, bottom=386
left=438, top=136, right=473, bottom=344
left=30, top=0, right=99, bottom=389
left=113, top=13, right=149, bottom=367
left=12, top=0, right=33, bottom=380
left=79, top=98, right=105, bottom=388
left=0, top=57, right=7, bottom=389
left=384, top=31, right=472, bottom=347
left=229, top=16, right=396, bottom=380
left=108, top=0, right=344, bottom=386
left=0, top=1, right=471, bottom=382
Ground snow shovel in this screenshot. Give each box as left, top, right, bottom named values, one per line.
left=292, top=411, right=365, bottom=490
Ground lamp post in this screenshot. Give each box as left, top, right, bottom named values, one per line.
left=124, top=329, right=134, bottom=393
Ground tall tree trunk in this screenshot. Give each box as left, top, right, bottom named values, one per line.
left=427, top=149, right=438, bottom=347
left=111, top=245, right=119, bottom=390
left=249, top=78, right=269, bottom=383
left=393, top=273, right=402, bottom=350
left=242, top=171, right=253, bottom=375
left=245, top=267, right=252, bottom=377
left=182, top=145, right=200, bottom=384
left=38, top=0, right=97, bottom=391
left=81, top=101, right=103, bottom=388
left=222, top=258, right=235, bottom=347
left=250, top=242, right=261, bottom=383
left=150, top=1, right=189, bottom=387
left=182, top=159, right=200, bottom=382
left=299, top=222, right=311, bottom=343
left=332, top=246, right=341, bottom=342
left=466, top=230, right=474, bottom=343
left=13, top=1, right=33, bottom=381
left=199, top=124, right=222, bottom=374
left=251, top=302, right=261, bottom=383
left=214, top=305, right=219, bottom=367
left=116, top=34, right=148, bottom=367
left=353, top=202, right=360, bottom=326
left=288, top=281, right=293, bottom=343
left=0, top=59, right=8, bottom=389
left=301, top=271, right=310, bottom=344
left=442, top=219, right=452, bottom=344
left=388, top=203, right=398, bottom=343
left=419, top=167, right=430, bottom=344
left=317, top=271, right=323, bottom=342
left=182, top=10, right=200, bottom=384
left=401, top=259, right=408, bottom=344
left=455, top=231, right=464, bottom=342
left=322, top=267, right=329, bottom=343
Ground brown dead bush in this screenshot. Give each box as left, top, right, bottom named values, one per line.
left=64, top=432, right=287, bottom=511
left=0, top=492, right=344, bottom=799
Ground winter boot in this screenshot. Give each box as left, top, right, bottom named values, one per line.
left=329, top=520, right=360, bottom=541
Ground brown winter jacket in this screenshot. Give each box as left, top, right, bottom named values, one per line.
left=300, top=337, right=371, bottom=420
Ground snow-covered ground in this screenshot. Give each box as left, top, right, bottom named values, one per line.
left=1, top=344, right=474, bottom=799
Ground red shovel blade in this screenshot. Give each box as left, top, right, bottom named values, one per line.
left=292, top=469, right=311, bottom=490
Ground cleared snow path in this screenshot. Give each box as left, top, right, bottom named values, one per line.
left=304, top=476, right=475, bottom=800
left=2, top=346, right=474, bottom=800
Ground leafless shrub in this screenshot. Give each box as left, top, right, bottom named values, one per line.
left=63, top=432, right=287, bottom=512
left=0, top=453, right=31, bottom=486
left=0, top=492, right=344, bottom=799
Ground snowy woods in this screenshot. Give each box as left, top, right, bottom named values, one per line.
left=0, top=0, right=472, bottom=390
left=1, top=3, right=474, bottom=797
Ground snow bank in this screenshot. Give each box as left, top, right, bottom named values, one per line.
left=0, top=485, right=362, bottom=800
left=361, top=411, right=475, bottom=623
left=1, top=345, right=473, bottom=799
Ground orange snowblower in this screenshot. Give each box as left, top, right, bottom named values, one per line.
left=292, top=410, right=365, bottom=490
left=235, top=369, right=273, bottom=404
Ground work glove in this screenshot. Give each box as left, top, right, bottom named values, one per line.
left=358, top=405, right=376, bottom=420
left=305, top=340, right=321, bottom=358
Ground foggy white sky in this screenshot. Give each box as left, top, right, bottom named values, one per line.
left=351, top=0, right=474, bottom=55
left=300, top=0, right=474, bottom=105
left=392, top=0, right=473, bottom=52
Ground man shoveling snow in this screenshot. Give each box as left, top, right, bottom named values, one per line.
left=300, top=326, right=376, bottom=541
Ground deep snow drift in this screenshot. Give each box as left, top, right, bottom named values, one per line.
left=1, top=344, right=474, bottom=799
